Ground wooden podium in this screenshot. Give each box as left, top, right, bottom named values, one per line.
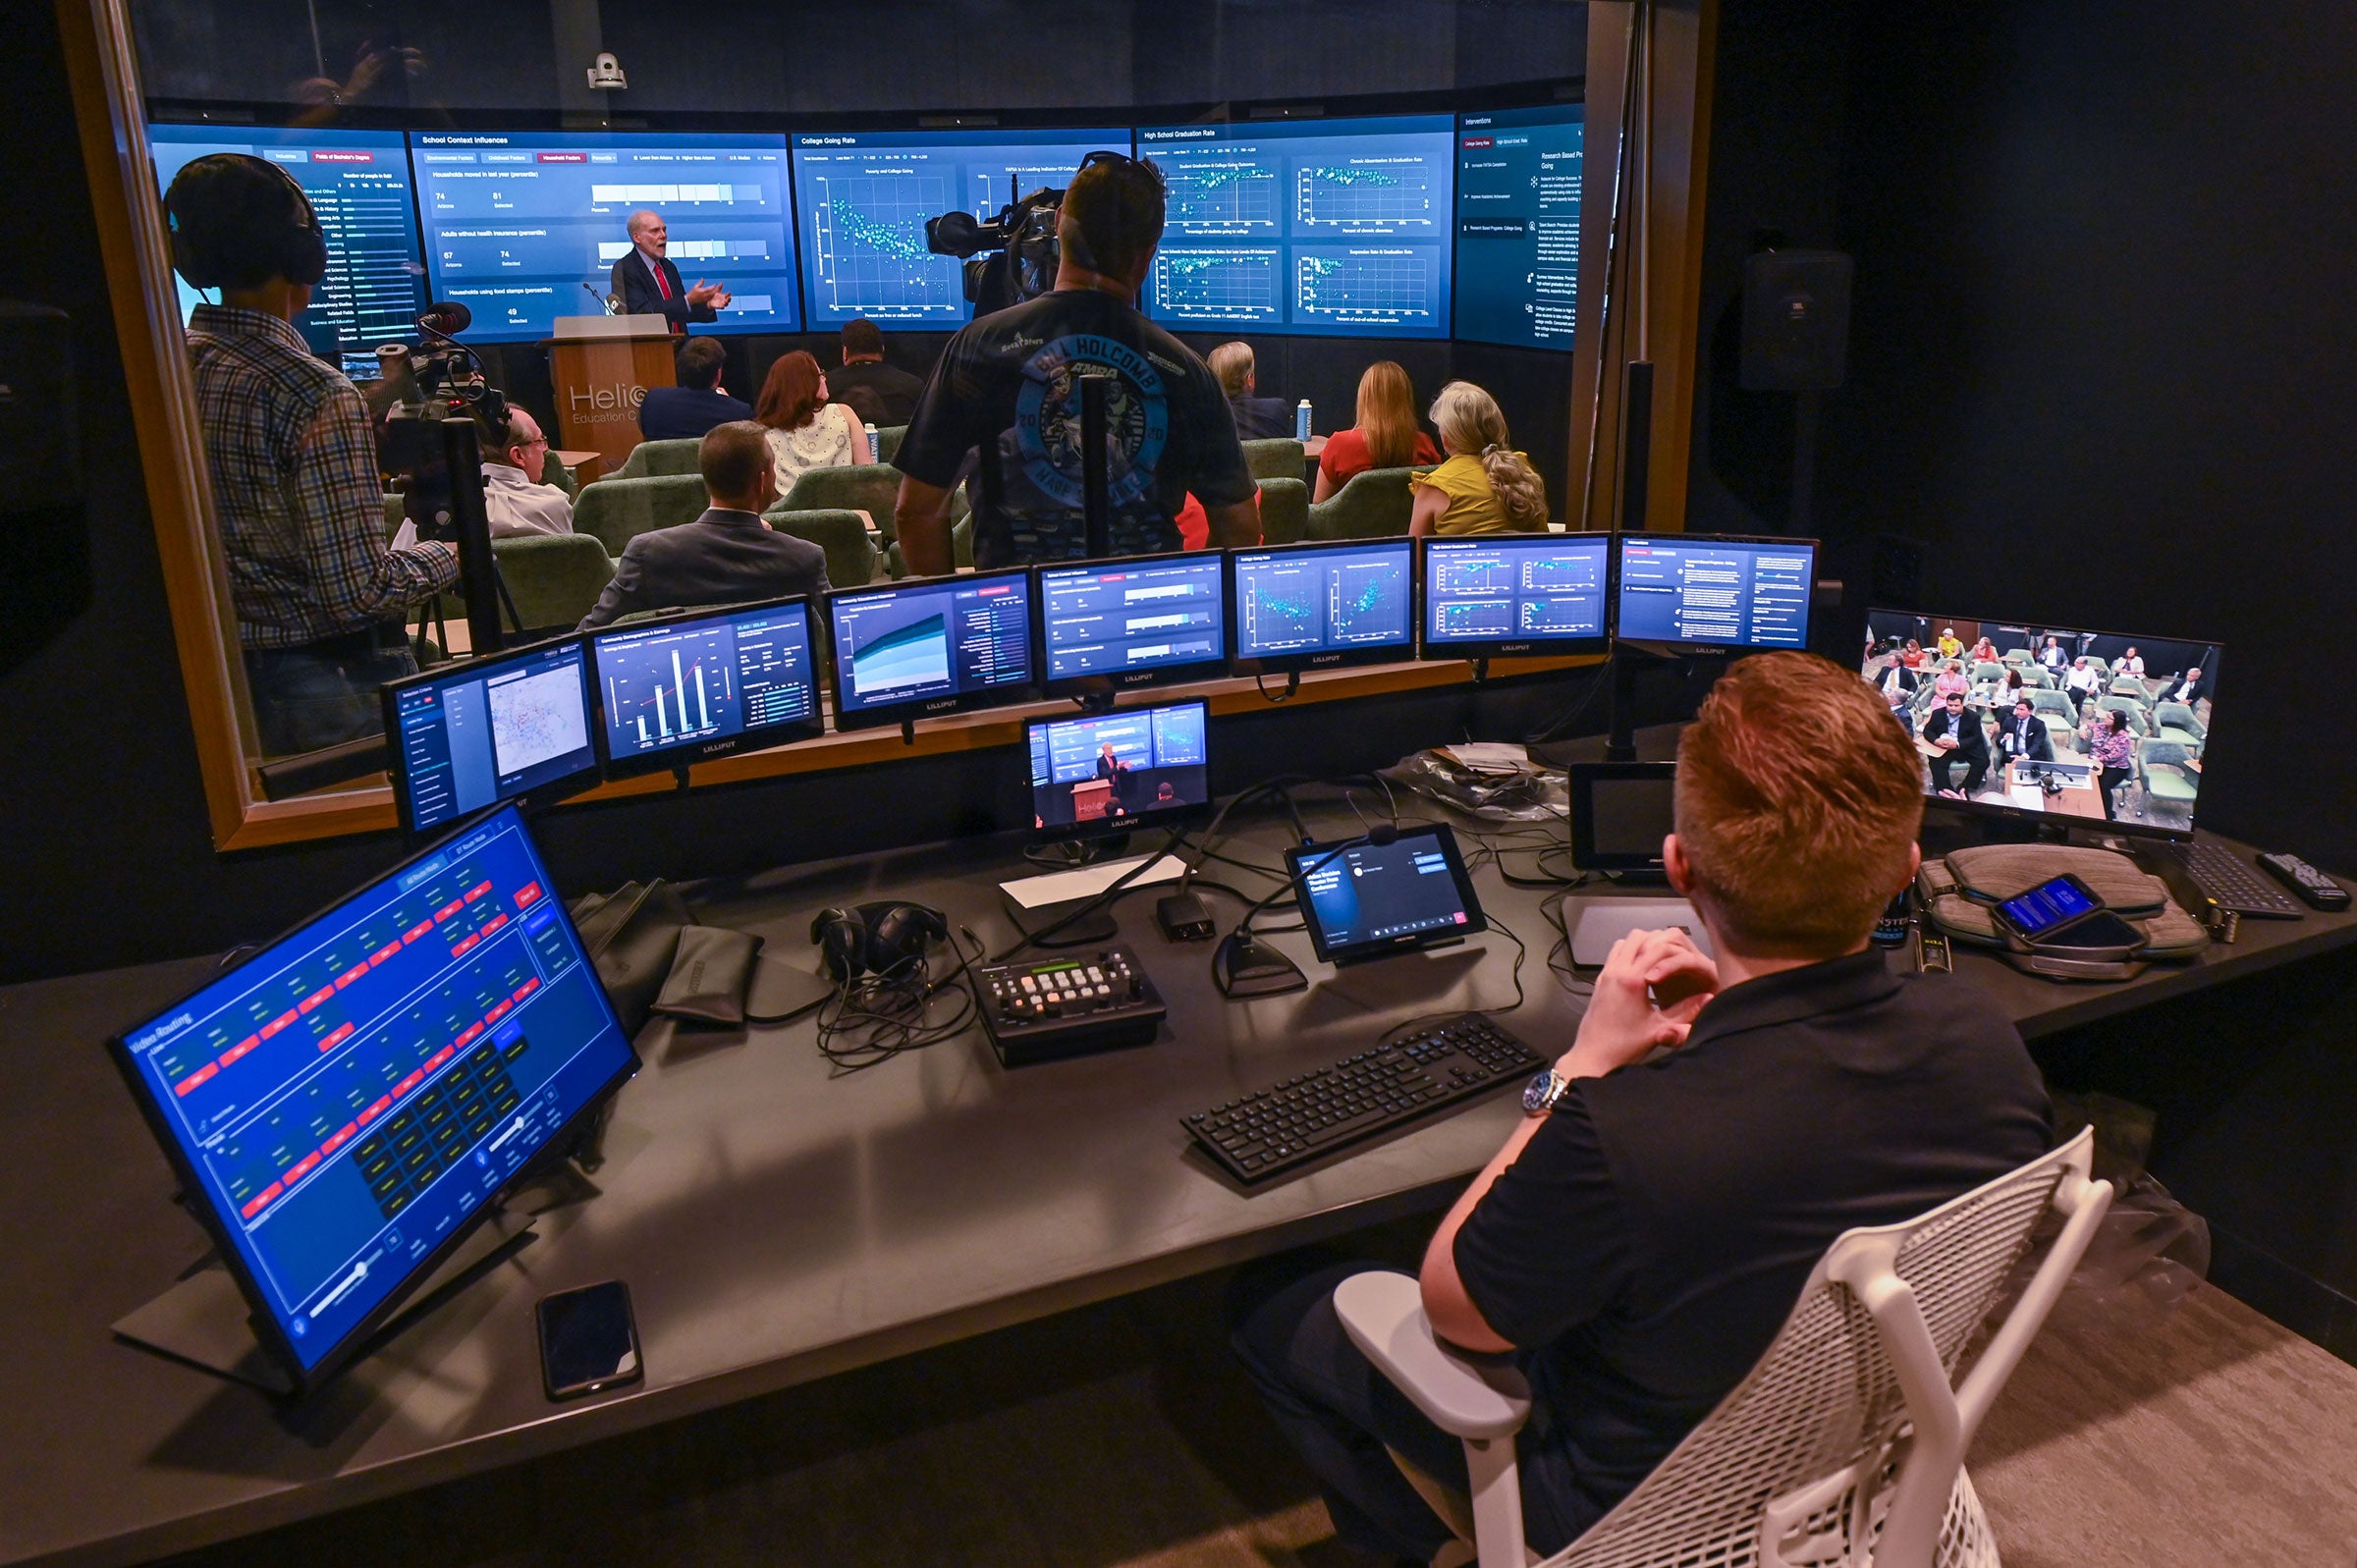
left=545, top=315, right=676, bottom=469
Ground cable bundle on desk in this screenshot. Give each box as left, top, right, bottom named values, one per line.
left=813, top=927, right=984, bottom=1074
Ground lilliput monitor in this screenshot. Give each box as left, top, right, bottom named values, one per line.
left=826, top=568, right=1038, bottom=730
left=1027, top=700, right=1210, bottom=838
left=587, top=596, right=823, bottom=777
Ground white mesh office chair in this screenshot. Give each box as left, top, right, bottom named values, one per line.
left=1334, top=1126, right=2110, bottom=1568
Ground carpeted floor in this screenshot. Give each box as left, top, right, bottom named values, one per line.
left=156, top=1233, right=2357, bottom=1568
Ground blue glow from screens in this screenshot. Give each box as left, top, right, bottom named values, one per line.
left=1999, top=877, right=2098, bottom=938
left=411, top=131, right=798, bottom=342
left=115, top=807, right=632, bottom=1373
left=1614, top=537, right=1814, bottom=648
left=789, top=128, right=1130, bottom=326
left=389, top=642, right=597, bottom=833
left=1039, top=553, right=1227, bottom=682
left=1453, top=106, right=1585, bottom=351
left=589, top=601, right=817, bottom=764
left=1421, top=534, right=1610, bottom=647
left=1233, top=538, right=1414, bottom=660
left=829, top=571, right=1034, bottom=718
left=1137, top=116, right=1454, bottom=340
left=1027, top=701, right=1210, bottom=831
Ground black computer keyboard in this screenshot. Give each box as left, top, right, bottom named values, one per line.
left=2154, top=840, right=2306, bottom=919
left=1182, top=1013, right=1547, bottom=1183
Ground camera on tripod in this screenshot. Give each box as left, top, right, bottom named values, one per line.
left=373, top=300, right=512, bottom=657
left=925, top=184, right=1069, bottom=318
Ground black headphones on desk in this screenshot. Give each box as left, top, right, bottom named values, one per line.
left=163, top=153, right=329, bottom=291
left=810, top=901, right=950, bottom=981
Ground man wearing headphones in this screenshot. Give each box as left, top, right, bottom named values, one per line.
left=166, top=153, right=458, bottom=755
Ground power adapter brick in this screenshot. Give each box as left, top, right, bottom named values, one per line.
left=1155, top=892, right=1217, bottom=942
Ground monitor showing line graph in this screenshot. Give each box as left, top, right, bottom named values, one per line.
left=586, top=597, right=824, bottom=778
left=1138, top=115, right=1453, bottom=339
left=1419, top=534, right=1612, bottom=659
left=826, top=568, right=1039, bottom=730
left=790, top=129, right=1128, bottom=326
left=411, top=131, right=798, bottom=342
left=1229, top=536, right=1415, bottom=675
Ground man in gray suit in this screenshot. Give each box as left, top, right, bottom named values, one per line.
left=579, top=422, right=831, bottom=629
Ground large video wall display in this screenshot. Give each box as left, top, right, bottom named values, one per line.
left=1453, top=105, right=1584, bottom=351
left=411, top=131, right=800, bottom=342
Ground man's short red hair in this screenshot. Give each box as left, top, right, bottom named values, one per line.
left=1674, top=651, right=1925, bottom=956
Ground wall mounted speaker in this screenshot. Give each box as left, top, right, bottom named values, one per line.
left=1741, top=249, right=1852, bottom=391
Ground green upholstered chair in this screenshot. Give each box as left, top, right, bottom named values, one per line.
left=2108, top=676, right=2151, bottom=699
left=382, top=492, right=406, bottom=542
left=764, top=508, right=877, bottom=589
left=2152, top=701, right=2207, bottom=746
left=1970, top=660, right=2005, bottom=686
left=2002, top=647, right=2035, bottom=666
left=2136, top=738, right=2201, bottom=804
left=2028, top=688, right=2078, bottom=730
left=540, top=461, right=579, bottom=502
left=2082, top=656, right=2110, bottom=676
left=2094, top=695, right=2153, bottom=735
left=573, top=474, right=709, bottom=555
left=491, top=533, right=615, bottom=633
left=1304, top=466, right=1415, bottom=541
left=1241, top=437, right=1307, bottom=483
left=884, top=515, right=973, bottom=579
left=1256, top=477, right=1309, bottom=547
left=875, top=424, right=906, bottom=462
left=613, top=439, right=702, bottom=479
left=776, top=464, right=904, bottom=540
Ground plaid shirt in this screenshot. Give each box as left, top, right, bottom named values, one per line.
left=187, top=304, right=457, bottom=649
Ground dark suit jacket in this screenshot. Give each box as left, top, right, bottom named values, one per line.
left=611, top=249, right=719, bottom=332
left=829, top=359, right=927, bottom=426
left=579, top=510, right=831, bottom=629
left=1229, top=394, right=1293, bottom=440
left=1921, top=706, right=1991, bottom=762
left=637, top=386, right=752, bottom=442
left=1095, top=753, right=1132, bottom=805
left=1997, top=712, right=2054, bottom=763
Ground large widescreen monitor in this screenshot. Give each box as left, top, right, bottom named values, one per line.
left=148, top=125, right=428, bottom=382
left=1027, top=699, right=1210, bottom=838
left=1614, top=534, right=1816, bottom=650
left=1453, top=105, right=1585, bottom=351
left=1137, top=115, right=1454, bottom=340
left=411, top=131, right=798, bottom=342
left=107, top=805, right=637, bottom=1392
left=1036, top=550, right=1228, bottom=695
left=826, top=568, right=1037, bottom=730
left=587, top=597, right=824, bottom=778
left=789, top=128, right=1129, bottom=326
left=1419, top=533, right=1612, bottom=659
left=1862, top=609, right=2220, bottom=837
left=382, top=637, right=600, bottom=835
left=1230, top=536, right=1415, bottom=674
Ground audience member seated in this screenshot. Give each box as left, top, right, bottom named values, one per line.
left=1996, top=696, right=2055, bottom=767
left=637, top=337, right=751, bottom=442
left=2000, top=666, right=2027, bottom=704
left=1898, top=636, right=1927, bottom=669
left=1407, top=381, right=1548, bottom=536
left=578, top=421, right=831, bottom=629
left=1207, top=341, right=1292, bottom=439
left=827, top=318, right=926, bottom=426
left=2081, top=706, right=2136, bottom=817
left=1936, top=625, right=1962, bottom=660
left=754, top=350, right=873, bottom=489
left=474, top=403, right=573, bottom=539
left=2167, top=665, right=2204, bottom=705
left=1932, top=660, right=1969, bottom=699
left=2038, top=634, right=2068, bottom=673
left=1871, top=654, right=1919, bottom=715
left=2064, top=656, right=2103, bottom=713
left=834, top=382, right=889, bottom=441
left=1232, top=652, right=2049, bottom=1564
left=1969, top=634, right=1998, bottom=664
left=166, top=150, right=457, bottom=756
left=1922, top=689, right=1991, bottom=797
left=1314, top=360, right=1442, bottom=501
left=2120, top=646, right=2147, bottom=677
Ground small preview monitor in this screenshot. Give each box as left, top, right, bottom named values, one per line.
left=1863, top=608, right=2220, bottom=838
left=383, top=637, right=600, bottom=835
left=827, top=568, right=1037, bottom=730
left=1568, top=761, right=1676, bottom=872
left=107, top=805, right=637, bottom=1392
left=1419, top=533, right=1612, bottom=659
left=1288, top=824, right=1488, bottom=965
left=1230, top=536, right=1415, bottom=674
left=588, top=596, right=823, bottom=777
left=1453, top=104, right=1585, bottom=351
left=1026, top=699, right=1211, bottom=838
left=1036, top=550, right=1229, bottom=695
left=1613, top=533, right=1816, bottom=649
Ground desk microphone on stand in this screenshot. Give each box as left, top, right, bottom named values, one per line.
left=580, top=282, right=620, bottom=315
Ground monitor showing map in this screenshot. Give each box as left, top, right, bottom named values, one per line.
left=411, top=130, right=798, bottom=342
left=789, top=129, right=1129, bottom=326
left=381, top=637, right=601, bottom=834
left=1136, top=114, right=1454, bottom=339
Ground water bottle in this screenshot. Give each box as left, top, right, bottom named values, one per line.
left=1295, top=399, right=1312, bottom=440
left=865, top=422, right=879, bottom=461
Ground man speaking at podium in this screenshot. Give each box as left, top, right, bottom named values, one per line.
left=610, top=209, right=731, bottom=334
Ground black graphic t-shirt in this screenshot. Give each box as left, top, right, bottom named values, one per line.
left=896, top=289, right=1255, bottom=568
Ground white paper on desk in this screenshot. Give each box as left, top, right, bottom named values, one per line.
left=2009, top=785, right=2049, bottom=810
left=1442, top=742, right=1532, bottom=774
left=390, top=518, right=419, bottom=551
left=1001, top=853, right=1186, bottom=910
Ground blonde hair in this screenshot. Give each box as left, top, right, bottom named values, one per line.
left=1429, top=380, right=1546, bottom=529
left=1674, top=652, right=1925, bottom=955
left=1354, top=360, right=1420, bottom=470
left=1206, top=342, right=1255, bottom=400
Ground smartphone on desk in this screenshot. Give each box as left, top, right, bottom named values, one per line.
left=537, top=1280, right=642, bottom=1401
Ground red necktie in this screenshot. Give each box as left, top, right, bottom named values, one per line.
left=652, top=258, right=673, bottom=299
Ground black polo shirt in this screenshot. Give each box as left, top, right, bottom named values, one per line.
left=1453, top=949, right=2050, bottom=1551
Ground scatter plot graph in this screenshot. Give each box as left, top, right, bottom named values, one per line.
left=1161, top=160, right=1282, bottom=230
left=1294, top=250, right=1437, bottom=321
left=1240, top=565, right=1321, bottom=652
left=809, top=175, right=961, bottom=317
left=1296, top=164, right=1438, bottom=228
left=1153, top=249, right=1281, bottom=321
left=1331, top=562, right=1409, bottom=643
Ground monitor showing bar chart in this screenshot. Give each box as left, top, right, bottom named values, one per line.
left=587, top=597, right=824, bottom=777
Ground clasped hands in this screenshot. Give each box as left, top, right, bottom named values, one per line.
left=1560, top=926, right=1719, bottom=1080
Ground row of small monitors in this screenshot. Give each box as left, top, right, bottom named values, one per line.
left=386, top=531, right=1814, bottom=834
left=148, top=104, right=1580, bottom=360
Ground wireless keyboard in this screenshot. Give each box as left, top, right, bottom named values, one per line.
left=1182, top=1013, right=1546, bottom=1182
left=2153, top=840, right=2305, bottom=919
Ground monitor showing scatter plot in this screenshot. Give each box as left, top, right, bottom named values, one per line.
left=1420, top=534, right=1611, bottom=659
left=1138, top=116, right=1453, bottom=339
left=1229, top=537, right=1415, bottom=674
left=791, top=129, right=1128, bottom=326
left=1454, top=104, right=1586, bottom=351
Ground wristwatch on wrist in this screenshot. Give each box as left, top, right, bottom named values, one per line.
left=1522, top=1068, right=1573, bottom=1116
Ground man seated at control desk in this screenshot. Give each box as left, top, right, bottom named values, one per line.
left=891, top=153, right=1259, bottom=574
left=166, top=151, right=459, bottom=756
left=578, top=421, right=830, bottom=628
left=474, top=402, right=574, bottom=538
left=1233, top=652, right=2050, bottom=1564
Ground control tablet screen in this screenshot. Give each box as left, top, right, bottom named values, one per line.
left=1288, top=825, right=1487, bottom=964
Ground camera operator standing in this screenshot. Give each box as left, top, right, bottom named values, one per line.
left=893, top=154, right=1257, bottom=574
left=166, top=154, right=458, bottom=755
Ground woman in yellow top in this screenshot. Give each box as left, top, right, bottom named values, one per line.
left=1937, top=626, right=1963, bottom=661
left=1406, top=381, right=1548, bottom=536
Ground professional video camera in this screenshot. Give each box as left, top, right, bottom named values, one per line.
left=925, top=183, right=1067, bottom=318
left=375, top=300, right=512, bottom=656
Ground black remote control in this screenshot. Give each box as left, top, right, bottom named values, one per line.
left=2256, top=853, right=2352, bottom=911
